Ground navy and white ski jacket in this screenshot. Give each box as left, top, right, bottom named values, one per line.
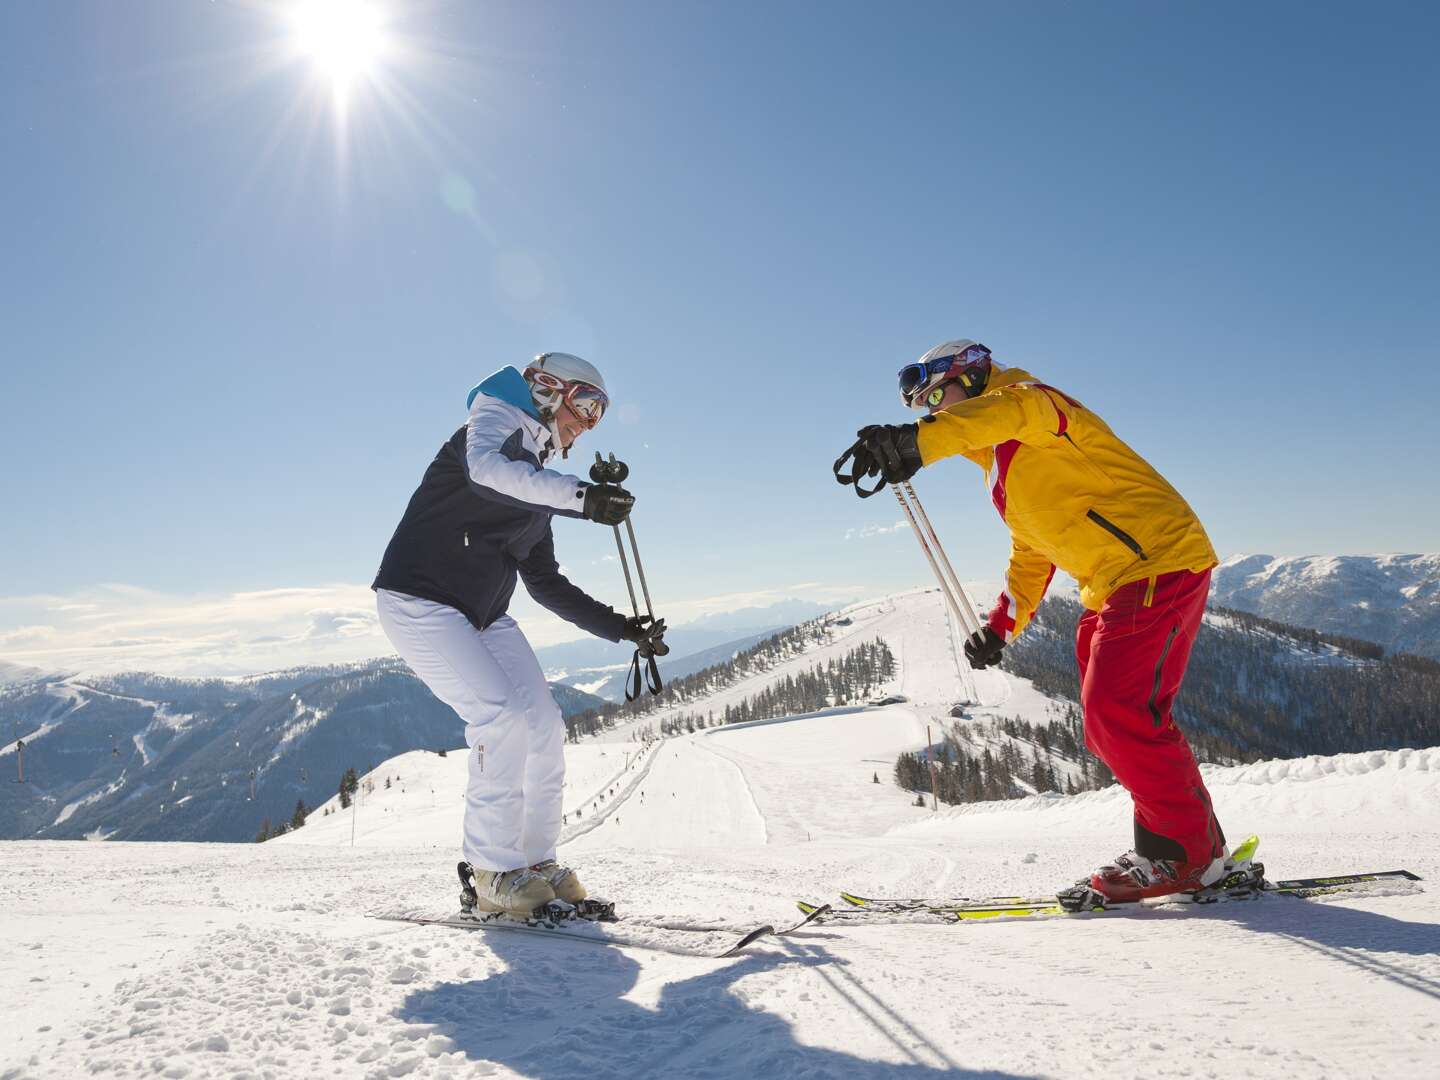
left=373, top=367, right=628, bottom=641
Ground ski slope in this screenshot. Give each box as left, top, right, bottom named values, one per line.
left=4, top=590, right=1439, bottom=1079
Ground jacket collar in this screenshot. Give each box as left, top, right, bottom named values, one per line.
left=982, top=362, right=1039, bottom=392
left=467, top=366, right=542, bottom=420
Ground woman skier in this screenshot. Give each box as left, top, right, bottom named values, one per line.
left=839, top=340, right=1241, bottom=905
left=373, top=353, right=667, bottom=916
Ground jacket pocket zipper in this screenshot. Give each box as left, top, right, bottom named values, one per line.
left=1086, top=510, right=1148, bottom=560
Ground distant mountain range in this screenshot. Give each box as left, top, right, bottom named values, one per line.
left=0, top=599, right=837, bottom=844
left=0, top=660, right=605, bottom=844
left=1211, top=553, right=1440, bottom=659
left=0, top=660, right=47, bottom=687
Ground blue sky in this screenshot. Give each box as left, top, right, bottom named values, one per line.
left=2, top=2, right=1437, bottom=674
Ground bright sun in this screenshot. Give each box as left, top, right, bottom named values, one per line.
left=292, top=0, right=386, bottom=89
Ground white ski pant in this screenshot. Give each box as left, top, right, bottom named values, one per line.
left=375, top=589, right=565, bottom=872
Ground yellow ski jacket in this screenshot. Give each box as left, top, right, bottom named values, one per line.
left=915, top=365, right=1216, bottom=640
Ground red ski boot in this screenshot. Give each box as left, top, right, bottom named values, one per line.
left=1086, top=850, right=1229, bottom=904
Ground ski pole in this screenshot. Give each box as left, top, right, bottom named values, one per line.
left=892, top=482, right=982, bottom=667
left=900, top=481, right=983, bottom=636
left=624, top=517, right=657, bottom=624
left=612, top=522, right=641, bottom=616
left=592, top=452, right=665, bottom=701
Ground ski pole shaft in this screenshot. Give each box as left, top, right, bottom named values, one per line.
left=892, top=484, right=971, bottom=640
left=612, top=526, right=641, bottom=616
left=623, top=518, right=656, bottom=620
left=901, top=481, right=982, bottom=636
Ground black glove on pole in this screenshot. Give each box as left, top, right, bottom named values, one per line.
left=857, top=424, right=923, bottom=485
left=582, top=483, right=634, bottom=526
left=964, top=627, right=1005, bottom=670
left=622, top=615, right=669, bottom=658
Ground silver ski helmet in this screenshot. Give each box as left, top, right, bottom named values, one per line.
left=523, top=352, right=610, bottom=454
left=898, top=339, right=992, bottom=411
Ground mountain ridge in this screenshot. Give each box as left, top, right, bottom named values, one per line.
left=1211, top=552, right=1440, bottom=659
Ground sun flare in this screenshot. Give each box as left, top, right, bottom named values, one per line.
left=292, top=0, right=386, bottom=89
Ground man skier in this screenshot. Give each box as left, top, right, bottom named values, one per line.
left=373, top=353, right=667, bottom=916
left=841, top=340, right=1235, bottom=904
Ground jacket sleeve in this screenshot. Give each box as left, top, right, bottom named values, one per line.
left=916, top=384, right=1071, bottom=466
left=518, top=527, right=629, bottom=642
left=987, top=538, right=1057, bottom=642
left=465, top=400, right=589, bottom=517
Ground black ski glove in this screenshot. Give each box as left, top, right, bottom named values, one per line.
left=857, top=423, right=923, bottom=485
left=964, top=627, right=1006, bottom=670
left=621, top=615, right=669, bottom=658
left=582, top=482, right=634, bottom=526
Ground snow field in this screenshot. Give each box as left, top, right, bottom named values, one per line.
left=3, top=589, right=1439, bottom=1079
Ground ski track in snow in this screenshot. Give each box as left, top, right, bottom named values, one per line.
left=4, top=591, right=1440, bottom=1079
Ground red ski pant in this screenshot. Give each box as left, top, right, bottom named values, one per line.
left=1077, top=568, right=1224, bottom=865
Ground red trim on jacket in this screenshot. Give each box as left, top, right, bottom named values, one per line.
left=990, top=439, right=1021, bottom=519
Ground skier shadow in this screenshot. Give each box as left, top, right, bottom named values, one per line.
left=400, top=932, right=1036, bottom=1079
left=1210, top=896, right=1440, bottom=1001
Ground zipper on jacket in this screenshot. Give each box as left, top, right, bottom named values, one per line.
left=1086, top=510, right=1148, bottom=560
left=464, top=531, right=470, bottom=548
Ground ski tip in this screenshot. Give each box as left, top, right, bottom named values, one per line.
left=796, top=900, right=822, bottom=915
left=838, top=891, right=868, bottom=907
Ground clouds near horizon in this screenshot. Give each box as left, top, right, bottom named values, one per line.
left=0, top=579, right=866, bottom=678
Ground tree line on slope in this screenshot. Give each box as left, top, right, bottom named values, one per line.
left=894, top=596, right=1440, bottom=807
left=564, top=616, right=854, bottom=739
left=894, top=707, right=1119, bottom=805
left=1002, top=597, right=1440, bottom=760
left=637, top=638, right=897, bottom=738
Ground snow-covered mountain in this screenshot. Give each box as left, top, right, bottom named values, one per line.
left=1212, top=553, right=1440, bottom=659
left=0, top=660, right=604, bottom=844
left=0, top=659, right=49, bottom=687
left=4, top=586, right=1435, bottom=1078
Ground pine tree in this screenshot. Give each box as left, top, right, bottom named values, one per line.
left=339, top=766, right=359, bottom=809
left=255, top=818, right=271, bottom=843
left=291, top=799, right=308, bottom=831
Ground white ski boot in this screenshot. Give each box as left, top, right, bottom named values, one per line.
left=461, top=863, right=555, bottom=917
left=529, top=859, right=587, bottom=904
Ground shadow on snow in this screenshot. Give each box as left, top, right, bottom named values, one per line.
left=1214, top=894, right=1440, bottom=1001
left=400, top=932, right=1036, bottom=1079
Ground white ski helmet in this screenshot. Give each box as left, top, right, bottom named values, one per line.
left=523, top=352, right=610, bottom=455
left=899, top=339, right=992, bottom=410
left=526, top=352, right=608, bottom=399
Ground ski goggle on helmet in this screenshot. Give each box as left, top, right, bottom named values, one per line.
left=897, top=341, right=991, bottom=410
left=525, top=353, right=610, bottom=428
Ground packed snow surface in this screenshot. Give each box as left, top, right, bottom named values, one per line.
left=3, top=590, right=1439, bottom=1079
